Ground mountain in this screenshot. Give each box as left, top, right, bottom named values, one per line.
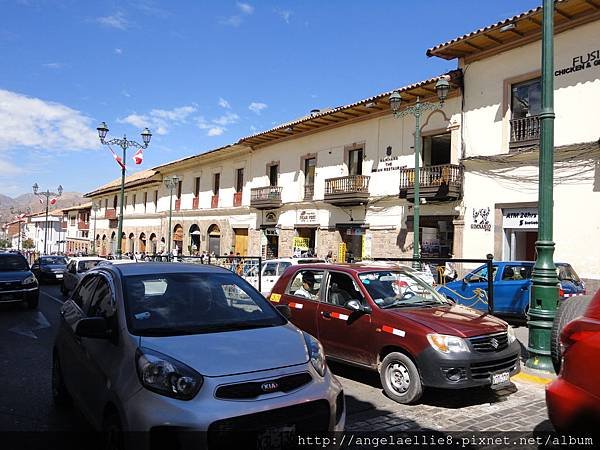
left=0, top=192, right=85, bottom=223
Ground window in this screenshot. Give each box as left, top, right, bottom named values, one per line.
left=304, top=158, right=316, bottom=185
left=124, top=195, right=128, bottom=207
left=326, top=272, right=364, bottom=307
left=236, top=168, right=244, bottom=193
left=132, top=194, right=137, bottom=209
left=104, top=199, right=108, bottom=209
left=468, top=265, right=498, bottom=283
left=286, top=269, right=324, bottom=300
left=72, top=275, right=99, bottom=313
left=144, top=192, right=148, bottom=212
left=262, top=261, right=278, bottom=276
left=69, top=215, right=76, bottom=226
left=213, top=173, right=220, bottom=195
left=511, top=78, right=541, bottom=120
left=422, top=133, right=451, bottom=166
left=269, top=164, right=278, bottom=186
left=348, top=149, right=363, bottom=176
left=154, top=190, right=158, bottom=208
left=176, top=180, right=182, bottom=200
left=194, top=176, right=201, bottom=198
left=502, top=265, right=531, bottom=281
left=113, top=195, right=118, bottom=209
left=88, top=278, right=115, bottom=319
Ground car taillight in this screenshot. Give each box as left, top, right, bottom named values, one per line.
left=560, top=318, right=599, bottom=350
left=558, top=288, right=564, bottom=298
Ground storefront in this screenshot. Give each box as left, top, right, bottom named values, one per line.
left=337, top=223, right=367, bottom=262
left=294, top=209, right=319, bottom=256
left=261, top=227, right=279, bottom=258
left=502, top=207, right=538, bottom=261
left=407, top=215, right=456, bottom=258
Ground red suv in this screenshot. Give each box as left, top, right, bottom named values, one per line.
left=269, top=264, right=521, bottom=404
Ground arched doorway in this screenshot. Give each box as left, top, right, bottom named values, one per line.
left=173, top=224, right=184, bottom=254
left=207, top=224, right=221, bottom=256
left=128, top=233, right=135, bottom=253
left=139, top=232, right=147, bottom=253
left=101, top=234, right=107, bottom=256
left=149, top=233, right=157, bottom=254
left=110, top=231, right=116, bottom=255
left=189, top=224, right=201, bottom=255
left=121, top=232, right=127, bottom=254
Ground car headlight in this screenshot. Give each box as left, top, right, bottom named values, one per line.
left=427, top=334, right=470, bottom=354
left=303, top=332, right=326, bottom=377
left=22, top=275, right=37, bottom=286
left=507, top=325, right=517, bottom=344
left=136, top=348, right=203, bottom=400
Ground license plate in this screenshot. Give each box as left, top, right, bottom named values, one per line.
left=256, top=425, right=295, bottom=450
left=491, top=371, right=510, bottom=387
left=55, top=274, right=63, bottom=278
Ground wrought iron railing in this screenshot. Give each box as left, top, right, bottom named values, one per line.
left=251, top=186, right=282, bottom=202
left=399, top=164, right=463, bottom=189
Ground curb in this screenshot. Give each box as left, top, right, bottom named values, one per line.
left=512, top=372, right=554, bottom=385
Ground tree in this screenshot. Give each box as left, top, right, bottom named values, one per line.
left=0, top=238, right=10, bottom=249
left=22, top=238, right=35, bottom=250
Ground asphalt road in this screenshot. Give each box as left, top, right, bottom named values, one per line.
left=0, top=284, right=542, bottom=434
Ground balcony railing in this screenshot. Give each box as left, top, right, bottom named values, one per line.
left=104, top=209, right=116, bottom=219
left=192, top=197, right=199, bottom=210
left=304, top=184, right=315, bottom=201
left=211, top=195, right=219, bottom=209
left=175, top=199, right=181, bottom=211
left=78, top=221, right=89, bottom=230
left=250, top=186, right=282, bottom=210
left=233, top=191, right=242, bottom=207
left=399, top=163, right=463, bottom=202
left=324, top=175, right=370, bottom=206
left=510, top=115, right=541, bottom=147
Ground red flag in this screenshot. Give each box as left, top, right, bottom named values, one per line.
left=50, top=198, right=57, bottom=205
left=39, top=197, right=43, bottom=204
left=108, top=146, right=126, bottom=170
left=132, top=148, right=143, bottom=165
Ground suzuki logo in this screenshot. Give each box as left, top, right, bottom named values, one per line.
left=261, top=381, right=279, bottom=393
left=490, top=338, right=499, bottom=349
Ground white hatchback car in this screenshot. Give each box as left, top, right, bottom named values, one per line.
left=61, top=257, right=105, bottom=295
left=245, top=258, right=326, bottom=297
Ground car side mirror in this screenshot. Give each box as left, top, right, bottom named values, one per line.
left=344, top=300, right=371, bottom=314
left=69, top=267, right=76, bottom=274
left=75, top=317, right=111, bottom=339
left=462, top=278, right=468, bottom=285
left=275, top=305, right=292, bottom=320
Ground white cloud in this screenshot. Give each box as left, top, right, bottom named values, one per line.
left=237, top=2, right=254, bottom=14
left=114, top=48, right=123, bottom=55
left=0, top=89, right=99, bottom=152
left=42, top=62, right=63, bottom=69
left=213, top=112, right=239, bottom=126
left=218, top=97, right=231, bottom=109
left=97, top=11, right=129, bottom=30
left=275, top=9, right=292, bottom=23
left=249, top=102, right=268, bottom=114
left=207, top=127, right=225, bottom=136
left=119, top=105, right=197, bottom=135
left=0, top=160, right=24, bottom=176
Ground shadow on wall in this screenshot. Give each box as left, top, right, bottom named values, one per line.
left=594, top=159, right=600, bottom=192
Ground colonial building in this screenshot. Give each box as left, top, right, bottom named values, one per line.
left=61, top=203, right=93, bottom=254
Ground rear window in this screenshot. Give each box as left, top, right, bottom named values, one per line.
left=0, top=255, right=29, bottom=271
left=557, top=264, right=581, bottom=283
left=41, top=256, right=67, bottom=265
left=78, top=260, right=101, bottom=272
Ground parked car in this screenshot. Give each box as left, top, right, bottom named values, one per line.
left=52, top=263, right=345, bottom=448
left=436, top=261, right=585, bottom=319
left=30, top=255, right=68, bottom=283
left=268, top=263, right=520, bottom=404
left=546, top=289, right=600, bottom=432
left=244, top=257, right=326, bottom=296
left=356, top=260, right=436, bottom=286
left=0, top=252, right=39, bottom=309
left=60, top=257, right=105, bottom=295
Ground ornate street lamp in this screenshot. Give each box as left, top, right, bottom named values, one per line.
left=163, top=175, right=181, bottom=258
left=97, top=122, right=152, bottom=259
left=32, top=184, right=63, bottom=254
left=389, top=76, right=451, bottom=268
left=527, top=0, right=559, bottom=372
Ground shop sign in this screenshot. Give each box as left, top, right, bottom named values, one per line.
left=503, top=208, right=538, bottom=229
left=555, top=49, right=600, bottom=77
left=345, top=228, right=364, bottom=236
left=264, top=228, right=279, bottom=236
left=264, top=212, right=278, bottom=223
left=471, top=207, right=492, bottom=232
left=297, top=209, right=319, bottom=225
left=371, top=155, right=407, bottom=173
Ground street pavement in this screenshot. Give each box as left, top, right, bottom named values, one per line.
left=0, top=285, right=551, bottom=435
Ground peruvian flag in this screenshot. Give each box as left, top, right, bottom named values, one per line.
left=50, top=198, right=57, bottom=205
left=108, top=147, right=126, bottom=169
left=132, top=148, right=143, bottom=165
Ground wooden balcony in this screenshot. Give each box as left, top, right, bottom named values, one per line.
left=104, top=209, right=116, bottom=219
left=175, top=199, right=181, bottom=211
left=78, top=221, right=89, bottom=231
left=399, top=164, right=463, bottom=202
left=233, top=191, right=242, bottom=207
left=192, top=197, right=199, bottom=210
left=250, top=186, right=282, bottom=210
left=61, top=220, right=68, bottom=230
left=510, top=115, right=540, bottom=148
left=324, top=175, right=370, bottom=206
left=211, top=195, right=219, bottom=209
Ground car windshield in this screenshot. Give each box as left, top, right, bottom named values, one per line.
left=78, top=260, right=101, bottom=272
left=41, top=256, right=67, bottom=265
left=557, top=264, right=581, bottom=283
left=359, top=270, right=448, bottom=309
left=123, top=272, right=286, bottom=336
left=0, top=255, right=29, bottom=271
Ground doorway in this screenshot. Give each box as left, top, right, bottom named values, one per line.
left=207, top=224, right=221, bottom=255
left=505, top=229, right=538, bottom=261
left=234, top=228, right=248, bottom=256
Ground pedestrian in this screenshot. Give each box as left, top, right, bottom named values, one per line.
left=325, top=251, right=333, bottom=263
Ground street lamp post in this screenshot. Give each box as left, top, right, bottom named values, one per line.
left=527, top=0, right=559, bottom=372
left=92, top=203, right=100, bottom=255
left=97, top=122, right=152, bottom=259
left=163, top=175, right=181, bottom=258
left=10, top=207, right=31, bottom=252
left=32, top=184, right=63, bottom=255
left=389, top=76, right=451, bottom=269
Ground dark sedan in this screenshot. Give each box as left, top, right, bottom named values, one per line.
left=31, top=256, right=68, bottom=283
left=0, top=253, right=39, bottom=309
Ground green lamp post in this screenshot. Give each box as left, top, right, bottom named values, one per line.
left=389, top=76, right=451, bottom=269
left=526, top=0, right=559, bottom=372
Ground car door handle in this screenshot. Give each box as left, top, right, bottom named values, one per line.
left=321, top=311, right=331, bottom=319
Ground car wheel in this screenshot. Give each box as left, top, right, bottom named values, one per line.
left=550, top=295, right=592, bottom=374
left=27, top=295, right=39, bottom=309
left=52, top=353, right=71, bottom=407
left=379, top=352, right=423, bottom=404
left=103, top=411, right=124, bottom=450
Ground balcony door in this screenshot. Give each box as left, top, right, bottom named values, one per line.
left=348, top=149, right=363, bottom=176
left=510, top=78, right=541, bottom=146
left=422, top=133, right=450, bottom=167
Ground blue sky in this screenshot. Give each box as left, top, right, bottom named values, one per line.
left=0, top=0, right=541, bottom=197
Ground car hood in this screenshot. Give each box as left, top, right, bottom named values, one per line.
left=0, top=270, right=31, bottom=282
left=139, top=323, right=309, bottom=377
left=384, top=304, right=507, bottom=338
